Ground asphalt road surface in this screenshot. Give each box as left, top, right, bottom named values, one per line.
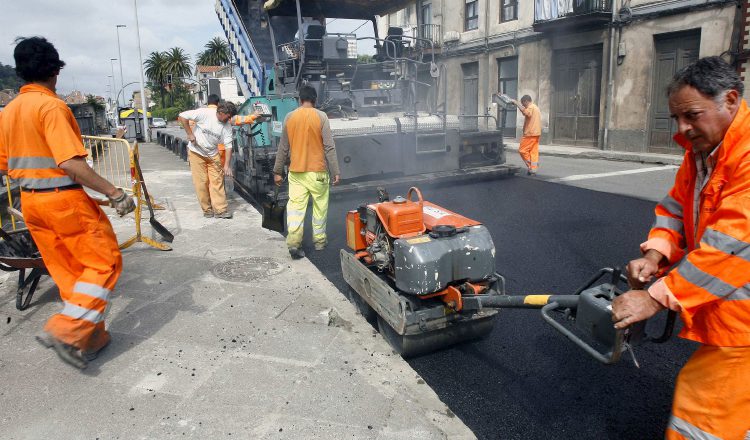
left=302, top=172, right=696, bottom=440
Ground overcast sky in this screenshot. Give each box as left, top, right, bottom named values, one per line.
left=0, top=0, right=375, bottom=100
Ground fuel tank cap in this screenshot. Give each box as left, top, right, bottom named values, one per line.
left=430, top=224, right=457, bottom=238
left=392, top=196, right=407, bottom=204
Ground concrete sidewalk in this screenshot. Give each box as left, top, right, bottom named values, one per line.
left=505, top=140, right=683, bottom=166
left=0, top=143, right=473, bottom=439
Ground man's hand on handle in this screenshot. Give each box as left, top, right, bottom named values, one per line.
left=612, top=290, right=665, bottom=330
left=626, top=249, right=664, bottom=289
left=274, top=174, right=283, bottom=187
left=107, top=188, right=135, bottom=217
left=332, top=174, right=340, bottom=186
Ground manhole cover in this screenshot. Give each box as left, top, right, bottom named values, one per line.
left=212, top=257, right=285, bottom=282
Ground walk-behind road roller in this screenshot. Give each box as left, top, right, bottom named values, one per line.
left=340, top=187, right=676, bottom=362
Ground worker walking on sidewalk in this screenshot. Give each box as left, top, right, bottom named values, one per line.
left=511, top=95, right=542, bottom=175
left=612, top=57, right=750, bottom=440
left=178, top=100, right=237, bottom=219
left=273, top=85, right=340, bottom=259
left=0, top=37, right=135, bottom=369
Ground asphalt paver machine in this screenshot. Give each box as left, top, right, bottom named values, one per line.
left=340, top=187, right=677, bottom=362
left=225, top=0, right=513, bottom=203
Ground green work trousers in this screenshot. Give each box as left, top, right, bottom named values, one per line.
left=286, top=171, right=329, bottom=249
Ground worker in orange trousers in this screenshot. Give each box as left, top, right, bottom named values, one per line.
left=613, top=57, right=750, bottom=440
left=0, top=37, right=135, bottom=369
left=511, top=94, right=542, bottom=176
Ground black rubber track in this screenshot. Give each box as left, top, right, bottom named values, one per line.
left=302, top=176, right=696, bottom=440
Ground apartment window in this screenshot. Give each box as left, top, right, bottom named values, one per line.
left=465, top=0, right=479, bottom=31
left=421, top=1, right=432, bottom=26
left=501, top=0, right=518, bottom=22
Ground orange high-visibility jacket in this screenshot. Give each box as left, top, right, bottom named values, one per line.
left=644, top=100, right=750, bottom=347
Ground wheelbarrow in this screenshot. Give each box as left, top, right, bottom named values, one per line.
left=0, top=227, right=47, bottom=311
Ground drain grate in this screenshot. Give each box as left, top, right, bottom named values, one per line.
left=211, top=257, right=286, bottom=282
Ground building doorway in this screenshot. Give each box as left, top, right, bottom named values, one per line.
left=551, top=45, right=603, bottom=147
left=648, top=30, right=701, bottom=154
left=497, top=56, right=518, bottom=137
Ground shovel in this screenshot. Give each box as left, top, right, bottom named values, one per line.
left=133, top=151, right=174, bottom=243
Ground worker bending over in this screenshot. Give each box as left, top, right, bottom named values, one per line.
left=178, top=100, right=238, bottom=218
left=511, top=95, right=542, bottom=176
left=612, top=57, right=750, bottom=440
left=273, top=85, right=340, bottom=259
left=0, top=37, right=135, bottom=369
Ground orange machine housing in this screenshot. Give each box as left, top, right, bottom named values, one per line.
left=346, top=210, right=367, bottom=251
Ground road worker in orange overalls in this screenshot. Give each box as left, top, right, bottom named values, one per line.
left=613, top=57, right=750, bottom=440
left=0, top=37, right=135, bottom=369
left=511, top=95, right=542, bottom=176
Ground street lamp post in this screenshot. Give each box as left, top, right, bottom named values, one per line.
left=110, top=58, right=120, bottom=125
left=116, top=25, right=127, bottom=108
left=133, top=0, right=151, bottom=142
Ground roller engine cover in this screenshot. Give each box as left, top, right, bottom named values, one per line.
left=392, top=225, right=496, bottom=295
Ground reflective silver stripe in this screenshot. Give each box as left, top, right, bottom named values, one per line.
left=73, top=282, right=111, bottom=301
left=659, top=194, right=684, bottom=218
left=668, top=415, right=721, bottom=440
left=17, top=175, right=76, bottom=189
left=677, top=259, right=750, bottom=301
left=652, top=215, right=684, bottom=235
left=60, top=302, right=104, bottom=324
left=8, top=156, right=58, bottom=169
left=701, top=228, right=750, bottom=263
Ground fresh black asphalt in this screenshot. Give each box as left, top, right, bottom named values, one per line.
left=301, top=176, right=696, bottom=440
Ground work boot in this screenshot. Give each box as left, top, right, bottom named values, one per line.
left=215, top=211, right=233, bottom=219
left=314, top=241, right=327, bottom=251
left=288, top=247, right=305, bottom=260
left=203, top=210, right=214, bottom=218
left=36, top=333, right=88, bottom=370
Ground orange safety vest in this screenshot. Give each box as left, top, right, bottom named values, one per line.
left=0, top=84, right=87, bottom=188
left=285, top=107, right=326, bottom=173
left=645, top=100, right=750, bottom=347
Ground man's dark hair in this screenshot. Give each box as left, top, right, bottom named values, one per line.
left=217, top=100, right=237, bottom=117
left=667, top=56, right=744, bottom=98
left=207, top=94, right=220, bottom=105
left=299, top=85, right=317, bottom=104
left=13, top=36, right=65, bottom=82
left=521, top=95, right=532, bottom=103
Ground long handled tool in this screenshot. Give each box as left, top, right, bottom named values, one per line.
left=133, top=151, right=174, bottom=243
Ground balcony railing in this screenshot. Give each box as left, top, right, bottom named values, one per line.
left=534, top=0, right=611, bottom=23
left=411, top=24, right=442, bottom=48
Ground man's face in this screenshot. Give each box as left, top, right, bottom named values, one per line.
left=216, top=111, right=231, bottom=123
left=521, top=99, right=531, bottom=107
left=668, top=85, right=739, bottom=153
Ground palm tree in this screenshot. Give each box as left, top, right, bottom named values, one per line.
left=164, top=47, right=192, bottom=80
left=197, top=37, right=231, bottom=66
left=144, top=51, right=168, bottom=107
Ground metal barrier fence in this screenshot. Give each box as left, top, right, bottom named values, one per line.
left=81, top=136, right=171, bottom=251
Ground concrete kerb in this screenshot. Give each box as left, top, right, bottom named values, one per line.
left=505, top=141, right=684, bottom=166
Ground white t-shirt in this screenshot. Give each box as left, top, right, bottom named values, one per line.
left=178, top=107, right=233, bottom=158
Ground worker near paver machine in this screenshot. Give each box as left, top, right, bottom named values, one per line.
left=273, top=85, right=340, bottom=260
left=510, top=95, right=542, bottom=176
left=0, top=37, right=135, bottom=369
left=198, top=94, right=261, bottom=176
left=612, top=57, right=750, bottom=440
left=178, top=100, right=238, bottom=219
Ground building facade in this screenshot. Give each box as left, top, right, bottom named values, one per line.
left=193, top=65, right=246, bottom=106
left=378, top=0, right=744, bottom=153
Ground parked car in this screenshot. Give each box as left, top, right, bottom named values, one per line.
left=151, top=117, right=167, bottom=128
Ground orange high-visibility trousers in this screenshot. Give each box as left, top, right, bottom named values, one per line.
left=21, top=189, right=122, bottom=353
left=519, top=135, right=540, bottom=172
left=666, top=345, right=750, bottom=440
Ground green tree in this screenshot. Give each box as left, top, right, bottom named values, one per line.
left=0, top=62, right=22, bottom=91
left=85, top=94, right=104, bottom=112
left=144, top=51, right=168, bottom=108
left=164, top=47, right=192, bottom=79
left=196, top=37, right=231, bottom=66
